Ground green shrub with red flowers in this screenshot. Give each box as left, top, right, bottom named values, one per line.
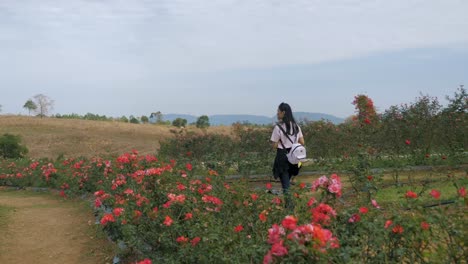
left=159, top=125, right=274, bottom=176
left=91, top=153, right=343, bottom=263
left=1, top=151, right=466, bottom=263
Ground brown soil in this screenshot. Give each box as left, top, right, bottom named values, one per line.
left=0, top=189, right=114, bottom=264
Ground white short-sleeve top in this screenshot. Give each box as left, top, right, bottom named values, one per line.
left=270, top=122, right=303, bottom=149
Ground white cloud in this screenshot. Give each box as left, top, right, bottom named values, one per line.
left=1, top=0, right=467, bottom=73
left=138, top=0, right=468, bottom=71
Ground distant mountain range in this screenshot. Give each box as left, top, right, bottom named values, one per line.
left=158, top=112, right=344, bottom=125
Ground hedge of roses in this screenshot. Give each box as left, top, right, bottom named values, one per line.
left=1, top=150, right=466, bottom=263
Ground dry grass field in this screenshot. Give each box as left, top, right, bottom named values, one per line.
left=0, top=115, right=232, bottom=159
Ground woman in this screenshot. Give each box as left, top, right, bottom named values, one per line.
left=271, top=102, right=305, bottom=209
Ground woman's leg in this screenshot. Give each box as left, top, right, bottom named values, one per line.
left=279, top=171, right=290, bottom=191
left=279, top=171, right=294, bottom=210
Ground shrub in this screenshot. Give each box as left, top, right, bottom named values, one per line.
left=159, top=125, right=274, bottom=175
left=196, top=115, right=210, bottom=128
left=130, top=116, right=140, bottom=124
left=0, top=150, right=466, bottom=263
left=172, top=118, right=187, bottom=128
left=141, top=116, right=149, bottom=123
left=0, top=134, right=28, bottom=159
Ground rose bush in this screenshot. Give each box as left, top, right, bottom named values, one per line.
left=1, top=151, right=466, bottom=263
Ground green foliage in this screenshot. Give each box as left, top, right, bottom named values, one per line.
left=172, top=118, right=187, bottom=128
left=160, top=130, right=235, bottom=174
left=437, top=86, right=468, bottom=163
left=0, top=134, right=28, bottom=159
left=301, top=88, right=467, bottom=164
left=23, top=99, right=37, bottom=115
left=160, top=124, right=273, bottom=175
left=119, top=116, right=129, bottom=123
left=196, top=115, right=210, bottom=128
left=129, top=115, right=140, bottom=124
left=56, top=113, right=111, bottom=121
left=140, top=115, right=149, bottom=123
left=151, top=111, right=164, bottom=124
left=55, top=113, right=81, bottom=119
left=302, top=120, right=357, bottom=159
left=83, top=112, right=110, bottom=121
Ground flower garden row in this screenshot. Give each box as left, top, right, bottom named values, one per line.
left=0, top=150, right=466, bottom=263
left=159, top=90, right=467, bottom=178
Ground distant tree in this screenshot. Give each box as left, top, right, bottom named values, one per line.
left=196, top=115, right=210, bottom=128
left=58, top=113, right=82, bottom=119
left=129, top=115, right=140, bottom=124
left=141, top=115, right=149, bottom=123
left=84, top=113, right=97, bottom=120
left=33, top=94, right=54, bottom=118
left=82, top=112, right=108, bottom=121
left=23, top=99, right=37, bottom=116
left=120, top=116, right=129, bottom=123
left=172, top=118, right=188, bottom=128
left=150, top=111, right=164, bottom=124
left=0, top=104, right=2, bottom=113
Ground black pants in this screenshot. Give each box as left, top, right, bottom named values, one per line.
left=273, top=149, right=295, bottom=209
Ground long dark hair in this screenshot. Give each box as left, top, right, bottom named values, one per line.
left=278, top=102, right=299, bottom=135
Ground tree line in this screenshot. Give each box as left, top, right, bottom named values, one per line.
left=1, top=94, right=212, bottom=128
left=53, top=113, right=211, bottom=128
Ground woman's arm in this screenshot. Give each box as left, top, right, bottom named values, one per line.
left=298, top=137, right=305, bottom=145
left=271, top=125, right=280, bottom=149
left=272, top=141, right=278, bottom=149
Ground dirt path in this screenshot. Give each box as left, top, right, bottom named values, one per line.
left=0, top=189, right=114, bottom=264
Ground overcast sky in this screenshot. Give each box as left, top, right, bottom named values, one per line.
left=1, top=0, right=467, bottom=118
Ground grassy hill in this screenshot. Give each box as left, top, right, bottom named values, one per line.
left=0, top=115, right=231, bottom=159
